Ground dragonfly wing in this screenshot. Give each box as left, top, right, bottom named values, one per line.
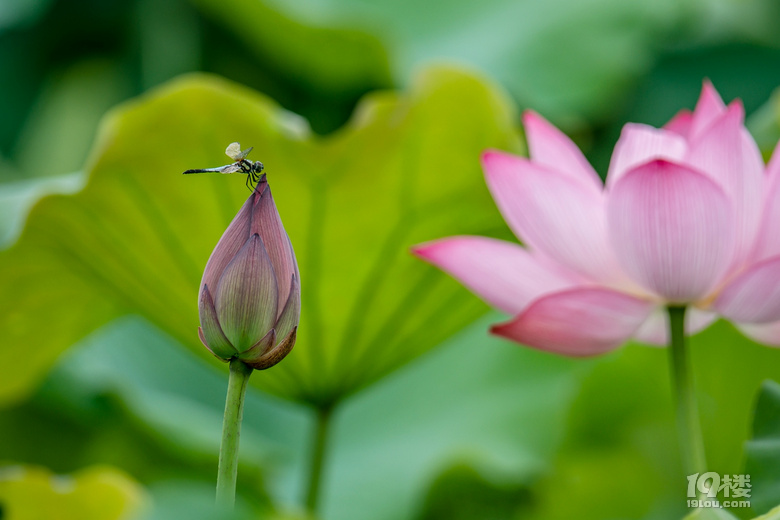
left=236, top=146, right=253, bottom=160
left=220, top=164, right=243, bottom=174
left=225, top=142, right=243, bottom=160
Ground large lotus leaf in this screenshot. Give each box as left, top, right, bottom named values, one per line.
left=0, top=464, right=145, bottom=519
left=745, top=381, right=780, bottom=514
left=0, top=173, right=82, bottom=246
left=0, top=66, right=520, bottom=406
left=190, top=0, right=780, bottom=126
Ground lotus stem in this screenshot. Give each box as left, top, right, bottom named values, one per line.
left=305, top=404, right=333, bottom=513
left=667, top=305, right=707, bottom=478
left=216, top=359, right=253, bottom=508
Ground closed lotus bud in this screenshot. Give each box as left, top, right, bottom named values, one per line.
left=198, top=174, right=300, bottom=370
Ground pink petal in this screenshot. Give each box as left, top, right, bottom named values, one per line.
left=768, top=138, right=780, bottom=178
left=685, top=102, right=764, bottom=269
left=714, top=256, right=780, bottom=323
left=607, top=124, right=687, bottom=187
left=738, top=321, right=780, bottom=347
left=482, top=151, right=624, bottom=284
left=632, top=307, right=717, bottom=345
left=689, top=80, right=727, bottom=140
left=411, top=236, right=580, bottom=315
left=215, top=234, right=279, bottom=351
left=664, top=109, right=693, bottom=138
left=522, top=111, right=602, bottom=189
left=607, top=159, right=734, bottom=302
left=490, top=287, right=654, bottom=357
left=751, top=141, right=780, bottom=262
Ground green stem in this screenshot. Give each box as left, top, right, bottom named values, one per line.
left=667, top=306, right=707, bottom=477
left=216, top=359, right=253, bottom=509
left=305, top=405, right=333, bottom=513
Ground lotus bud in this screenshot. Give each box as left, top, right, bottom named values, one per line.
left=198, top=174, right=300, bottom=370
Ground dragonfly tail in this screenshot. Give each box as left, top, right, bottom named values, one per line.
left=183, top=169, right=223, bottom=174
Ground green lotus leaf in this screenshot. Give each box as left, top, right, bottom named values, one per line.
left=0, top=66, right=521, bottom=406
left=745, top=380, right=780, bottom=514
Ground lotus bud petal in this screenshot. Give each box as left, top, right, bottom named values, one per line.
left=197, top=175, right=300, bottom=368
left=198, top=285, right=236, bottom=360
left=215, top=234, right=279, bottom=350
left=274, top=274, right=300, bottom=344
left=250, top=182, right=298, bottom=314
left=238, top=329, right=277, bottom=364
left=245, top=327, right=297, bottom=370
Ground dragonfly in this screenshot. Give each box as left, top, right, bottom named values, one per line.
left=183, top=142, right=265, bottom=190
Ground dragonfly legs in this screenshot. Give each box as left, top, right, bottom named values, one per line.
left=245, top=170, right=262, bottom=191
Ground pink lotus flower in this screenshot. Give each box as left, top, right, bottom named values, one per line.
left=198, top=175, right=300, bottom=370
left=413, top=82, right=780, bottom=356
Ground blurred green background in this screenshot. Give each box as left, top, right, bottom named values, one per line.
left=3, top=0, right=780, bottom=519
